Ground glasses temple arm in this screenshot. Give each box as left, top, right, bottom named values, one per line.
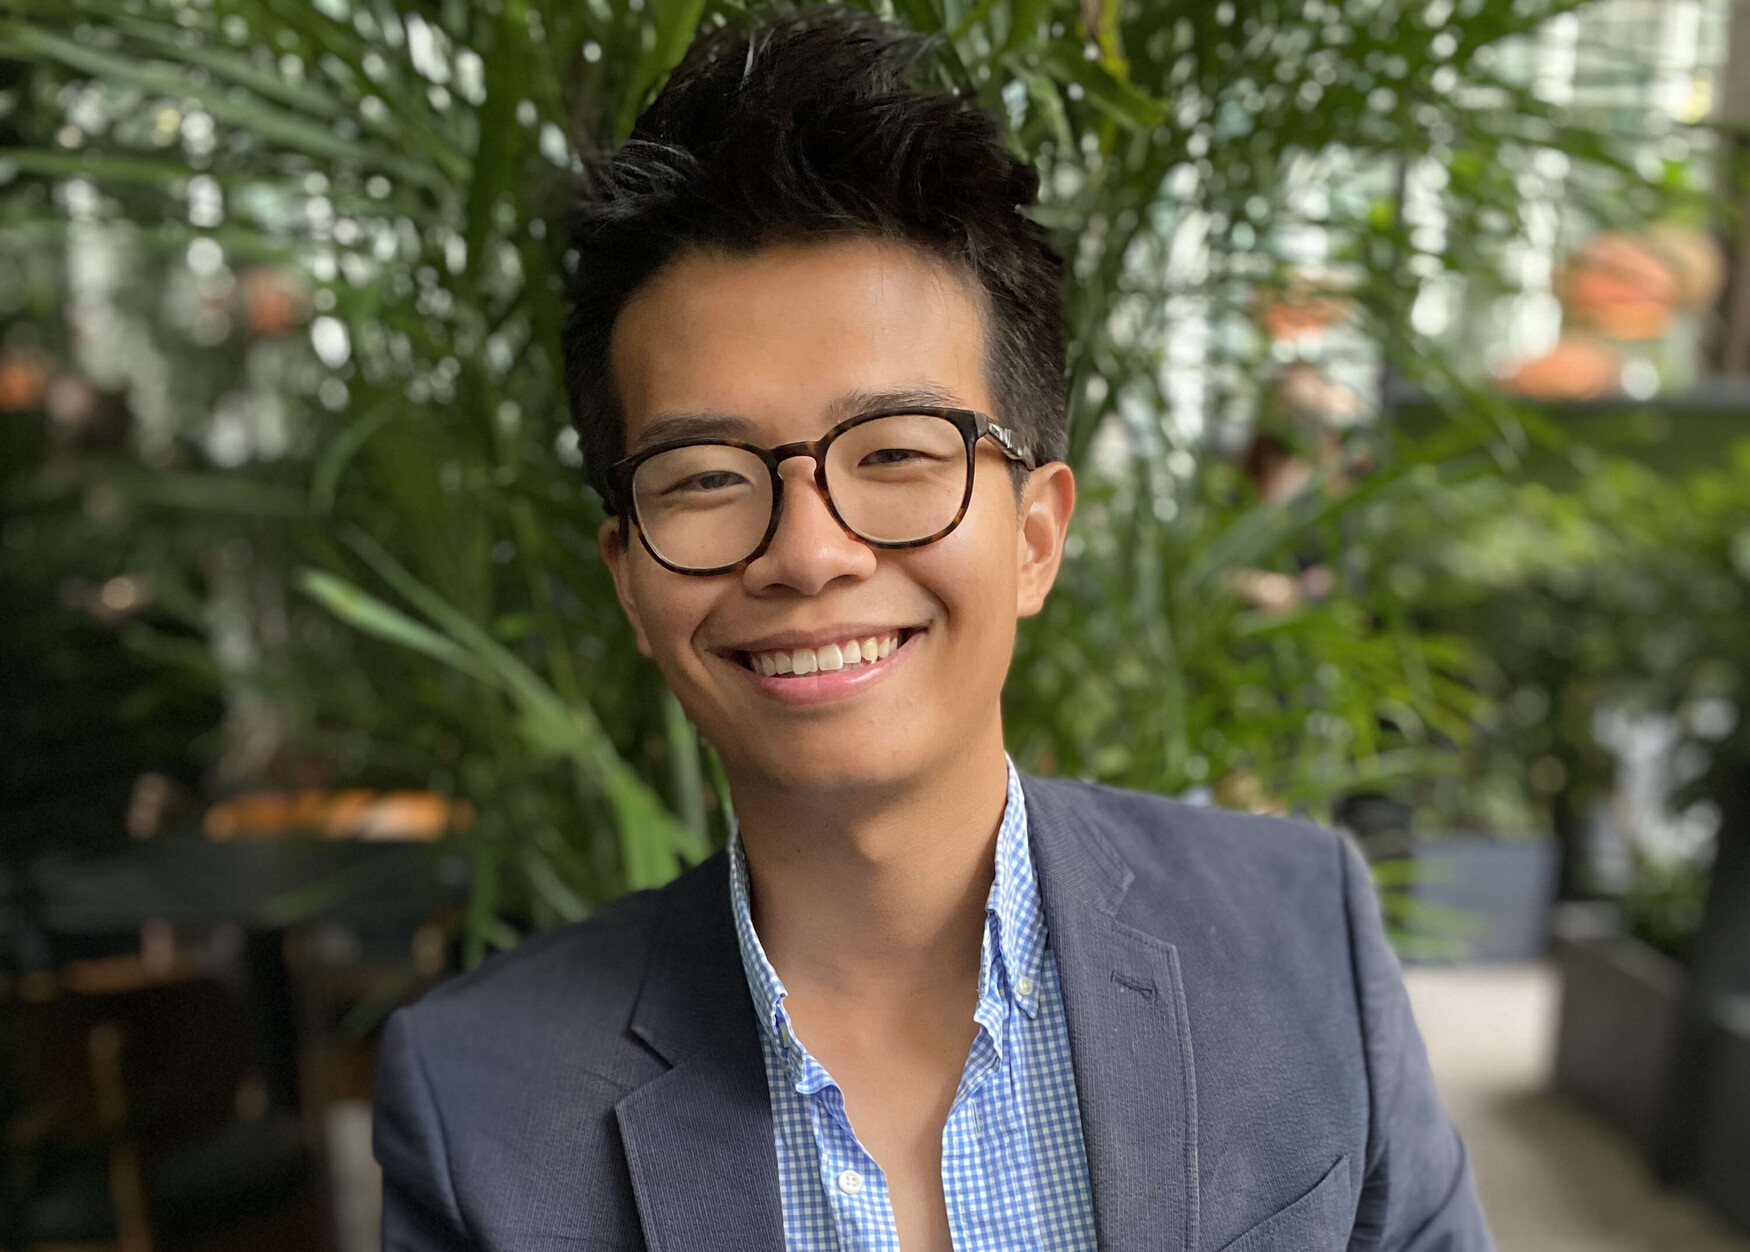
left=985, top=419, right=1038, bottom=469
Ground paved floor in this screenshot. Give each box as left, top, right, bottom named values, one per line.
left=329, top=1098, right=381, bottom=1252
left=1403, top=962, right=1750, bottom=1252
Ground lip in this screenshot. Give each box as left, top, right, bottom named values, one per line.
left=726, top=628, right=924, bottom=706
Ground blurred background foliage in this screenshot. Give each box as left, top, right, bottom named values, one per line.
left=3, top=0, right=1747, bottom=961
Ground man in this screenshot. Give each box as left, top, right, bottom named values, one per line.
left=373, top=8, right=1495, bottom=1251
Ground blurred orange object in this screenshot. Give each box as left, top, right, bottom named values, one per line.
left=1213, top=769, right=1289, bottom=816
left=1275, top=361, right=1360, bottom=424
left=239, top=266, right=309, bottom=337
left=203, top=788, right=476, bottom=842
left=1231, top=568, right=1302, bottom=612
left=1499, top=333, right=1622, bottom=399
left=1557, top=232, right=1680, bottom=341
left=0, top=350, right=49, bottom=412
left=1255, top=280, right=1354, bottom=341
left=1644, top=221, right=1725, bottom=312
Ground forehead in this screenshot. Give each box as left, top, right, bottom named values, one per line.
left=608, top=237, right=991, bottom=449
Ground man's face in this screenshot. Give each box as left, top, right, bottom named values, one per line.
left=601, top=237, right=1073, bottom=795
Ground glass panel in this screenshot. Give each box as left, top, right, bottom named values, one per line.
left=826, top=414, right=968, bottom=543
left=631, top=444, right=771, bottom=569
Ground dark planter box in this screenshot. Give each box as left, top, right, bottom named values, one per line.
left=1699, top=995, right=1750, bottom=1232
left=1552, top=919, right=1688, bottom=1152
left=1394, top=835, right=1559, bottom=962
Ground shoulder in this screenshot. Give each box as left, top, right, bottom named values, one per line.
left=375, top=861, right=722, bottom=1246
left=1023, top=772, right=1362, bottom=968
left=1025, top=771, right=1347, bottom=894
left=392, top=854, right=722, bottom=1089
left=410, top=887, right=657, bottom=1024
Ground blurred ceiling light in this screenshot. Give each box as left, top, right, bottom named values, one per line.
left=99, top=574, right=141, bottom=612
left=152, top=107, right=181, bottom=146
left=127, top=772, right=177, bottom=839
left=310, top=315, right=350, bottom=367
left=1620, top=359, right=1661, bottom=400
left=186, top=236, right=225, bottom=276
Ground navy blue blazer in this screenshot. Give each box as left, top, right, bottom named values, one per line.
left=374, top=772, right=1495, bottom=1251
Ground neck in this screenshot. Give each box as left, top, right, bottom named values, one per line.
left=728, top=721, right=1010, bottom=1001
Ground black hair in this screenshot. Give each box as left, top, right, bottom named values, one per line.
left=561, top=4, right=1067, bottom=504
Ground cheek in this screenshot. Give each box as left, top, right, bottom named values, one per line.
left=627, top=560, right=714, bottom=655
left=910, top=498, right=1020, bottom=640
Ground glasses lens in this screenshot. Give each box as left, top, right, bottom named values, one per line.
left=631, top=444, right=772, bottom=571
left=825, top=414, right=969, bottom=544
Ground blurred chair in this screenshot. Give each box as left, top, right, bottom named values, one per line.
left=2, top=967, right=325, bottom=1252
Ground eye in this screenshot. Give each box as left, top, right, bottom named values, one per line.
left=665, top=470, right=749, bottom=494
left=858, top=446, right=938, bottom=468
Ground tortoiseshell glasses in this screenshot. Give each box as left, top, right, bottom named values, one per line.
left=605, top=406, right=1038, bottom=576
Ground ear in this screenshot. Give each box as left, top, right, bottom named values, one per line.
left=598, top=516, right=655, bottom=658
left=1015, top=461, right=1075, bottom=618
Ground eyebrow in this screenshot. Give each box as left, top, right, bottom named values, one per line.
left=626, top=384, right=970, bottom=454
left=829, top=384, right=966, bottom=420
left=626, top=412, right=758, bottom=452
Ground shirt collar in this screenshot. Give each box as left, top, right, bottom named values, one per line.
left=987, top=754, right=1047, bottom=1019
left=726, top=753, right=1050, bottom=1070
left=726, top=821, right=791, bottom=1062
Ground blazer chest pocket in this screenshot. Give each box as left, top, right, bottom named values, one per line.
left=1214, top=1154, right=1353, bottom=1252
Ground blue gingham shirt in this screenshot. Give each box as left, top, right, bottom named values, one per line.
left=727, top=757, right=1097, bottom=1251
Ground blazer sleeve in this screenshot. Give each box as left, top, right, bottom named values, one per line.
left=1338, top=833, right=1497, bottom=1252
left=374, top=1005, right=478, bottom=1252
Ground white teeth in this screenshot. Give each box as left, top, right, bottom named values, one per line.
left=745, top=631, right=907, bottom=677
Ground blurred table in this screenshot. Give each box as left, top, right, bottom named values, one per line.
left=4, top=833, right=471, bottom=1136
left=2, top=834, right=469, bottom=939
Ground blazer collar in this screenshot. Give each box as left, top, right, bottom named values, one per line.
left=616, top=854, right=786, bottom=1252
left=1022, top=770, right=1202, bottom=1252
left=616, top=773, right=1201, bottom=1252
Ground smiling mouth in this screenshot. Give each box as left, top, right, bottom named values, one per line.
left=734, top=627, right=924, bottom=677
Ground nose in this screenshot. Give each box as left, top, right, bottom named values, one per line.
left=742, top=456, right=876, bottom=595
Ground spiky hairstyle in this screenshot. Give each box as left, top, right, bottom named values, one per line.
left=561, top=5, right=1067, bottom=502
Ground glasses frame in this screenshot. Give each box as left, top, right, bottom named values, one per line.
left=606, top=406, right=1039, bottom=576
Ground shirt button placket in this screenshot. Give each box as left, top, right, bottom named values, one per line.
left=829, top=1158, right=882, bottom=1252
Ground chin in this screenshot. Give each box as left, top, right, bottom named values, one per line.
left=722, top=732, right=922, bottom=796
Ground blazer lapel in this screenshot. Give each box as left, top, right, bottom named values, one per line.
left=614, top=855, right=786, bottom=1252
left=1023, top=772, right=1201, bottom=1252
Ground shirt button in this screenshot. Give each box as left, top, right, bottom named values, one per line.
left=1016, top=975, right=1035, bottom=997
left=836, top=1169, right=864, bottom=1196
